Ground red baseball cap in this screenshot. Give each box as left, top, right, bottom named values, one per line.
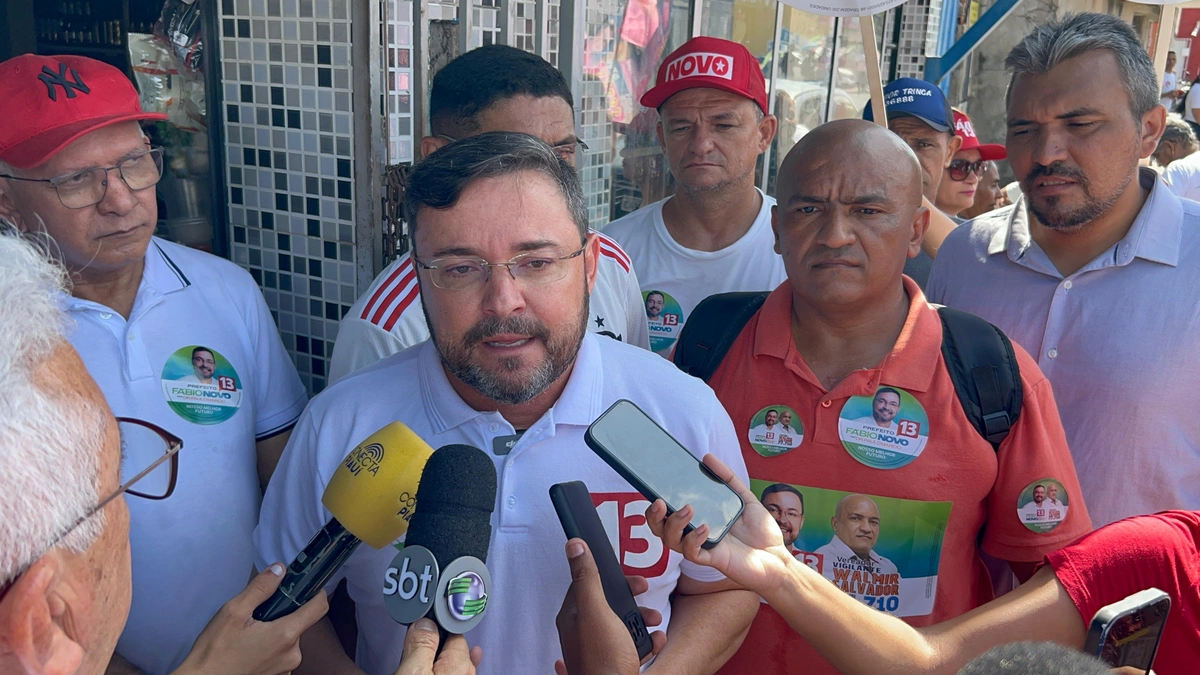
left=0, top=54, right=166, bottom=169
left=641, top=37, right=768, bottom=114
left=952, top=109, right=1006, bottom=161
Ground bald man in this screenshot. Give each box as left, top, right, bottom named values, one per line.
left=814, top=495, right=897, bottom=575
left=696, top=120, right=1089, bottom=675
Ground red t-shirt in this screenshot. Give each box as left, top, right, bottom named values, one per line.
left=710, top=279, right=1092, bottom=675
left=1046, top=510, right=1200, bottom=675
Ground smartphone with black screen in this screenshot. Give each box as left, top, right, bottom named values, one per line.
left=584, top=399, right=744, bottom=549
left=549, top=480, right=654, bottom=660
left=1083, top=588, right=1171, bottom=673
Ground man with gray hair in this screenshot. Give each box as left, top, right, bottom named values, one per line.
left=0, top=231, right=336, bottom=675
left=1161, top=115, right=1200, bottom=200
left=255, top=131, right=756, bottom=675
left=927, top=13, right=1200, bottom=528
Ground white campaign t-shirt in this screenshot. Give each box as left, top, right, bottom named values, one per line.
left=1162, top=71, right=1178, bottom=109
left=255, top=335, right=749, bottom=675
left=602, top=190, right=788, bottom=356
left=1163, top=151, right=1200, bottom=201
left=64, top=238, right=308, bottom=675
left=327, top=231, right=650, bottom=384
left=1185, top=85, right=1200, bottom=123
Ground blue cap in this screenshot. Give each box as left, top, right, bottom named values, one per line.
left=862, top=78, right=952, bottom=132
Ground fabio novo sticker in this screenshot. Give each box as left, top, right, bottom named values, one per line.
left=752, top=479, right=951, bottom=617
left=747, top=405, right=804, bottom=457
left=643, top=289, right=684, bottom=354
left=838, top=386, right=929, bottom=470
left=161, top=345, right=243, bottom=424
left=1017, top=478, right=1070, bottom=533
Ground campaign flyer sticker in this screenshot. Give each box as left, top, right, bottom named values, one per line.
left=161, top=345, right=243, bottom=424
left=747, top=405, right=804, bottom=457
left=838, top=386, right=929, bottom=470
left=751, top=479, right=952, bottom=617
left=643, top=289, right=684, bottom=354
left=1017, top=478, right=1070, bottom=533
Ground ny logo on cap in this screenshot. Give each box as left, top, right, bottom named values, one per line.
left=38, top=64, right=91, bottom=102
left=665, top=52, right=733, bottom=82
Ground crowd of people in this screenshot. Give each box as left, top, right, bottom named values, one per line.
left=1, top=9, right=1198, bottom=675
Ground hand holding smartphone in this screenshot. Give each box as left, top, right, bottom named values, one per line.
left=584, top=399, right=744, bottom=549
left=549, top=480, right=654, bottom=660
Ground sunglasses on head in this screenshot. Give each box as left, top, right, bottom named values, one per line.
left=948, top=159, right=985, bottom=182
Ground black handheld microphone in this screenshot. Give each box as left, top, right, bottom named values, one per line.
left=383, top=444, right=498, bottom=634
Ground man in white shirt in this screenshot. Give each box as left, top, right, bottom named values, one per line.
left=177, top=347, right=216, bottom=384
left=927, top=14, right=1200, bottom=528
left=864, top=388, right=901, bottom=431
left=1161, top=51, right=1179, bottom=109
left=329, top=45, right=648, bottom=384
left=256, top=133, right=757, bottom=675
left=604, top=36, right=787, bottom=357
left=1020, top=485, right=1049, bottom=522
left=0, top=54, right=310, bottom=674
left=813, top=494, right=899, bottom=576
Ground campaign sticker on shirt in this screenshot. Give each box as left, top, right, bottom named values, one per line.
left=838, top=387, right=930, bottom=470
left=643, top=289, right=684, bottom=353
left=160, top=345, right=243, bottom=424
left=1017, top=478, right=1070, bottom=533
left=751, top=479, right=951, bottom=617
left=747, top=405, right=804, bottom=457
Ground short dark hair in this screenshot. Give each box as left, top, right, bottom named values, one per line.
left=766, top=409, right=779, bottom=417
left=191, top=347, right=214, bottom=360
left=875, top=387, right=901, bottom=400
left=646, top=291, right=665, bottom=302
left=761, top=483, right=804, bottom=513
left=404, top=132, right=588, bottom=246
left=958, top=642, right=1110, bottom=675
left=430, top=45, right=574, bottom=137
left=1034, top=484, right=1046, bottom=492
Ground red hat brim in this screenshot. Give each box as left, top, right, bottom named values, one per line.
left=1, top=111, right=168, bottom=170
left=640, top=77, right=768, bottom=114
left=977, top=143, right=1007, bottom=161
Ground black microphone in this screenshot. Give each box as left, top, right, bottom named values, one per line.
left=383, top=444, right=497, bottom=634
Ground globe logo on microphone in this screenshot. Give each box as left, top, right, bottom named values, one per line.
left=446, top=570, right=488, bottom=620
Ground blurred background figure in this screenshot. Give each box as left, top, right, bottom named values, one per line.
left=961, top=161, right=1006, bottom=220
left=957, top=642, right=1114, bottom=675
left=935, top=110, right=1007, bottom=221
left=1153, top=116, right=1198, bottom=169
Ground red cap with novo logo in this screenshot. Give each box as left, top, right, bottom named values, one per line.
left=0, top=54, right=166, bottom=169
left=640, top=36, right=768, bottom=114
left=952, top=109, right=1006, bottom=161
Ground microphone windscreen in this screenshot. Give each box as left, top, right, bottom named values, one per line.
left=322, top=422, right=436, bottom=548
left=405, top=444, right=497, bottom=564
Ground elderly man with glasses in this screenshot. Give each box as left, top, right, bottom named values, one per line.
left=0, top=55, right=309, bottom=675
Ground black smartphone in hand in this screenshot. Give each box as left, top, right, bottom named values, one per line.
left=1083, top=587, right=1171, bottom=673
left=550, top=480, right=654, bottom=660
left=585, top=399, right=744, bottom=549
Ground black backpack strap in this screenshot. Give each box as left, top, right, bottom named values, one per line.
left=673, top=292, right=770, bottom=382
left=937, top=306, right=1023, bottom=451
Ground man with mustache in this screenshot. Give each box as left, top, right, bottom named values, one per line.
left=760, top=483, right=804, bottom=554
left=255, top=133, right=756, bottom=675
left=927, top=13, right=1195, bottom=529
left=179, top=347, right=216, bottom=385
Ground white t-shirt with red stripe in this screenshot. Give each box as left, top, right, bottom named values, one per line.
left=602, top=189, right=788, bottom=356
left=327, top=231, right=650, bottom=384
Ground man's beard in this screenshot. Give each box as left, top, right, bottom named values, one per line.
left=429, top=289, right=590, bottom=405
left=1023, top=162, right=1131, bottom=233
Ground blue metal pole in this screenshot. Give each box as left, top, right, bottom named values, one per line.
left=924, top=0, right=1021, bottom=85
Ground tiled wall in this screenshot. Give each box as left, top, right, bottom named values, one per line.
left=219, top=0, right=358, bottom=394
left=386, top=0, right=416, bottom=164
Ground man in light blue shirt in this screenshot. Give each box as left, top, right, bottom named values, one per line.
left=928, top=14, right=1193, bottom=528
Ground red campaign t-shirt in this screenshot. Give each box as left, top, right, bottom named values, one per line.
left=1046, top=510, right=1200, bottom=675
left=710, top=280, right=1092, bottom=675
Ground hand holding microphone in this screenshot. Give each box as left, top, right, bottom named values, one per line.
left=171, top=564, right=328, bottom=675
left=255, top=422, right=436, bottom=621
left=392, top=619, right=482, bottom=675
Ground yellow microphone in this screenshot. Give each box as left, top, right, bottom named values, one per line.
left=254, top=422, right=435, bottom=620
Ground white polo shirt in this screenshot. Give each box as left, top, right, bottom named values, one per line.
left=327, top=231, right=650, bottom=384
left=602, top=190, right=788, bottom=356
left=63, top=238, right=308, bottom=675
left=255, top=334, right=747, bottom=675
left=1162, top=151, right=1200, bottom=201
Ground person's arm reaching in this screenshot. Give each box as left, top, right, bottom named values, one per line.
left=256, top=428, right=294, bottom=490
left=644, top=581, right=756, bottom=675
left=920, top=196, right=958, bottom=259
left=292, top=617, right=363, bottom=675
left=648, top=455, right=1087, bottom=675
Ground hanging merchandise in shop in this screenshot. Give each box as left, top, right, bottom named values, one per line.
left=782, top=0, right=907, bottom=16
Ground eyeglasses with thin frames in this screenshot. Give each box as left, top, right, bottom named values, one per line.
left=0, top=147, right=164, bottom=210
left=415, top=244, right=587, bottom=291
left=0, top=417, right=182, bottom=600
left=433, top=134, right=589, bottom=164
